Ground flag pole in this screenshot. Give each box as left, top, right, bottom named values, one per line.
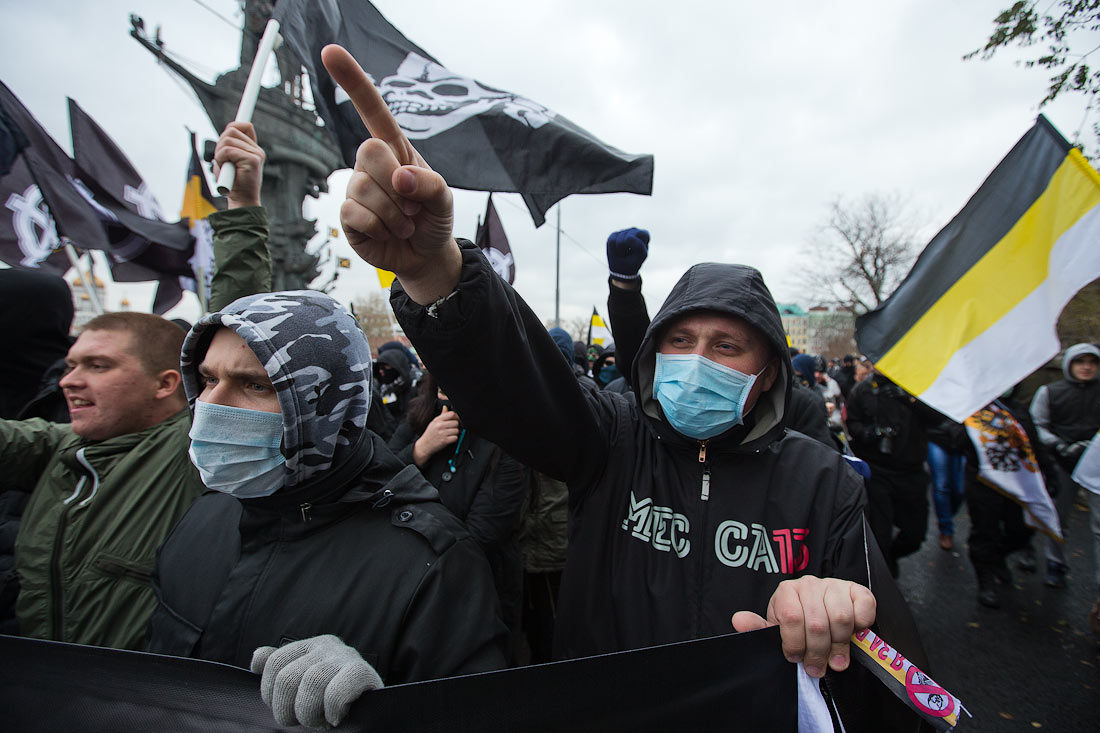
left=215, top=18, right=282, bottom=195
left=62, top=239, right=104, bottom=315
left=554, top=205, right=561, bottom=328
left=194, top=266, right=209, bottom=315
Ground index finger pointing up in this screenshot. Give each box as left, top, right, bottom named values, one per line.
left=320, top=44, right=410, bottom=160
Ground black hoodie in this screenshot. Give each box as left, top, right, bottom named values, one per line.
left=147, top=291, right=507, bottom=683
left=395, top=243, right=929, bottom=732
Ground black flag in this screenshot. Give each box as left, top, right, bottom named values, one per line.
left=0, top=155, right=70, bottom=275
left=475, top=195, right=514, bottom=284
left=0, top=101, right=28, bottom=177
left=69, top=99, right=195, bottom=313
left=273, top=0, right=654, bottom=227
left=0, top=79, right=115, bottom=259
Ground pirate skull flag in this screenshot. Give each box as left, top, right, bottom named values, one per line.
left=273, top=0, right=654, bottom=226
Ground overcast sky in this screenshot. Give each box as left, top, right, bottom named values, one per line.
left=1, top=0, right=1094, bottom=332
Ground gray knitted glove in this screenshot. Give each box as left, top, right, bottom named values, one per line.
left=251, top=635, right=384, bottom=729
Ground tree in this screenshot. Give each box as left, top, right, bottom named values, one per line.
left=1057, top=277, right=1100, bottom=347
left=351, top=291, right=396, bottom=351
left=967, top=1, right=1100, bottom=151
left=797, top=194, right=920, bottom=315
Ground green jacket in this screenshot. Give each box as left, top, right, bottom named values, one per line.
left=208, top=206, right=271, bottom=312
left=10, top=410, right=204, bottom=649
left=9, top=206, right=271, bottom=650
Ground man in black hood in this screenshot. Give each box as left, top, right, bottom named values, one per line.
left=374, top=345, right=415, bottom=421
left=314, top=46, right=930, bottom=731
left=146, top=290, right=507, bottom=728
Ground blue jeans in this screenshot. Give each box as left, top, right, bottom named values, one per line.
left=928, top=442, right=966, bottom=537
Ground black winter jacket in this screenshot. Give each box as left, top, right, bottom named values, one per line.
left=147, top=290, right=507, bottom=683
left=394, top=243, right=928, bottom=732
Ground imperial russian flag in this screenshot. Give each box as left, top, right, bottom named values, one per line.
left=856, top=115, right=1100, bottom=422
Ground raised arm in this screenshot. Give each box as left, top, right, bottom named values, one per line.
left=207, top=121, right=272, bottom=311
left=322, top=46, right=608, bottom=485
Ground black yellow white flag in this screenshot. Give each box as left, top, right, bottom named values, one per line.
left=588, top=307, right=611, bottom=348
left=856, top=116, right=1100, bottom=421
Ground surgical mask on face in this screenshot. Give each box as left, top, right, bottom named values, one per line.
left=188, top=401, right=286, bottom=498
left=653, top=353, right=764, bottom=440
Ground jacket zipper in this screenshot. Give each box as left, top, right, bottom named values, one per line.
left=51, top=475, right=87, bottom=639
left=300, top=502, right=312, bottom=522
left=698, top=441, right=710, bottom=501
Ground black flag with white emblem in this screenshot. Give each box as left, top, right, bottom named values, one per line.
left=475, top=195, right=514, bottom=284
left=273, top=0, right=654, bottom=227
left=69, top=99, right=195, bottom=313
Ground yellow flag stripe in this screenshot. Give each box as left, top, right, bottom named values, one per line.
left=376, top=268, right=396, bottom=289
left=591, top=313, right=606, bottom=328
left=180, top=175, right=218, bottom=221
left=877, top=149, right=1100, bottom=394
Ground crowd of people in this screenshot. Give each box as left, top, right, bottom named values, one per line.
left=1, top=42, right=1097, bottom=731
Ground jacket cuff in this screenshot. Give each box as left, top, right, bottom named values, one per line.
left=391, top=239, right=490, bottom=333
left=209, top=206, right=268, bottom=234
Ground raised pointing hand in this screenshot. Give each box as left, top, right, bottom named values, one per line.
left=320, top=45, right=460, bottom=303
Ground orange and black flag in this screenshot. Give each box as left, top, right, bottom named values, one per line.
left=179, top=132, right=219, bottom=303
left=856, top=115, right=1100, bottom=421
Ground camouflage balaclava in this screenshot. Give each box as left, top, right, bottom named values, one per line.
left=181, top=291, right=372, bottom=492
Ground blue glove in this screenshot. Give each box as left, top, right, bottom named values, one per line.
left=607, top=227, right=650, bottom=281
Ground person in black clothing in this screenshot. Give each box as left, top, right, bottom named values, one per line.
left=846, top=370, right=946, bottom=576
left=374, top=346, right=415, bottom=422
left=605, top=228, right=837, bottom=450
left=310, top=47, right=933, bottom=731
left=387, top=371, right=527, bottom=660
left=0, top=269, right=74, bottom=635
left=147, top=291, right=506, bottom=729
left=949, top=389, right=1054, bottom=608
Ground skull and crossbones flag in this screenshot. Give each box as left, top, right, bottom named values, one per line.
left=273, top=0, right=654, bottom=227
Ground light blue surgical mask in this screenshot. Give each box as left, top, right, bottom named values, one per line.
left=188, top=401, right=286, bottom=498
left=653, top=353, right=764, bottom=440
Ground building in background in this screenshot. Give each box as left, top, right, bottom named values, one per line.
left=777, top=303, right=809, bottom=351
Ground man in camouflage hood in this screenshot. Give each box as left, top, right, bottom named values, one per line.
left=146, top=290, right=507, bottom=728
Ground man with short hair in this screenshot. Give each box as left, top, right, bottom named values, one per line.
left=3, top=312, right=204, bottom=649
left=312, top=44, right=928, bottom=731
left=1, top=118, right=282, bottom=651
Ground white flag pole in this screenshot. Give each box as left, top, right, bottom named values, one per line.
left=62, top=239, right=104, bottom=315
left=215, top=18, right=282, bottom=195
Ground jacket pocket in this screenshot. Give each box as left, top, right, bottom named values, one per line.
left=91, top=554, right=153, bottom=584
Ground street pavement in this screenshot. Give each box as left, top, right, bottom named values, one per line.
left=895, top=493, right=1100, bottom=731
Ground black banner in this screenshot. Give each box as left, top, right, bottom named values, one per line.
left=0, top=628, right=794, bottom=731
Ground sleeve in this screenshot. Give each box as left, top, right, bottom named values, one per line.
left=844, top=384, right=876, bottom=446
left=207, top=207, right=272, bottom=312
left=0, top=418, right=67, bottom=493
left=390, top=536, right=509, bottom=683
left=385, top=421, right=418, bottom=466
left=790, top=388, right=836, bottom=448
left=464, top=448, right=527, bottom=549
left=606, top=279, right=650, bottom=388
left=391, top=241, right=611, bottom=487
left=1029, top=385, right=1062, bottom=449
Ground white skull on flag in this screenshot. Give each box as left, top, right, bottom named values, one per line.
left=377, top=52, right=554, bottom=139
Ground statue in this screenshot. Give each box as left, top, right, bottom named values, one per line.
left=131, top=3, right=342, bottom=291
